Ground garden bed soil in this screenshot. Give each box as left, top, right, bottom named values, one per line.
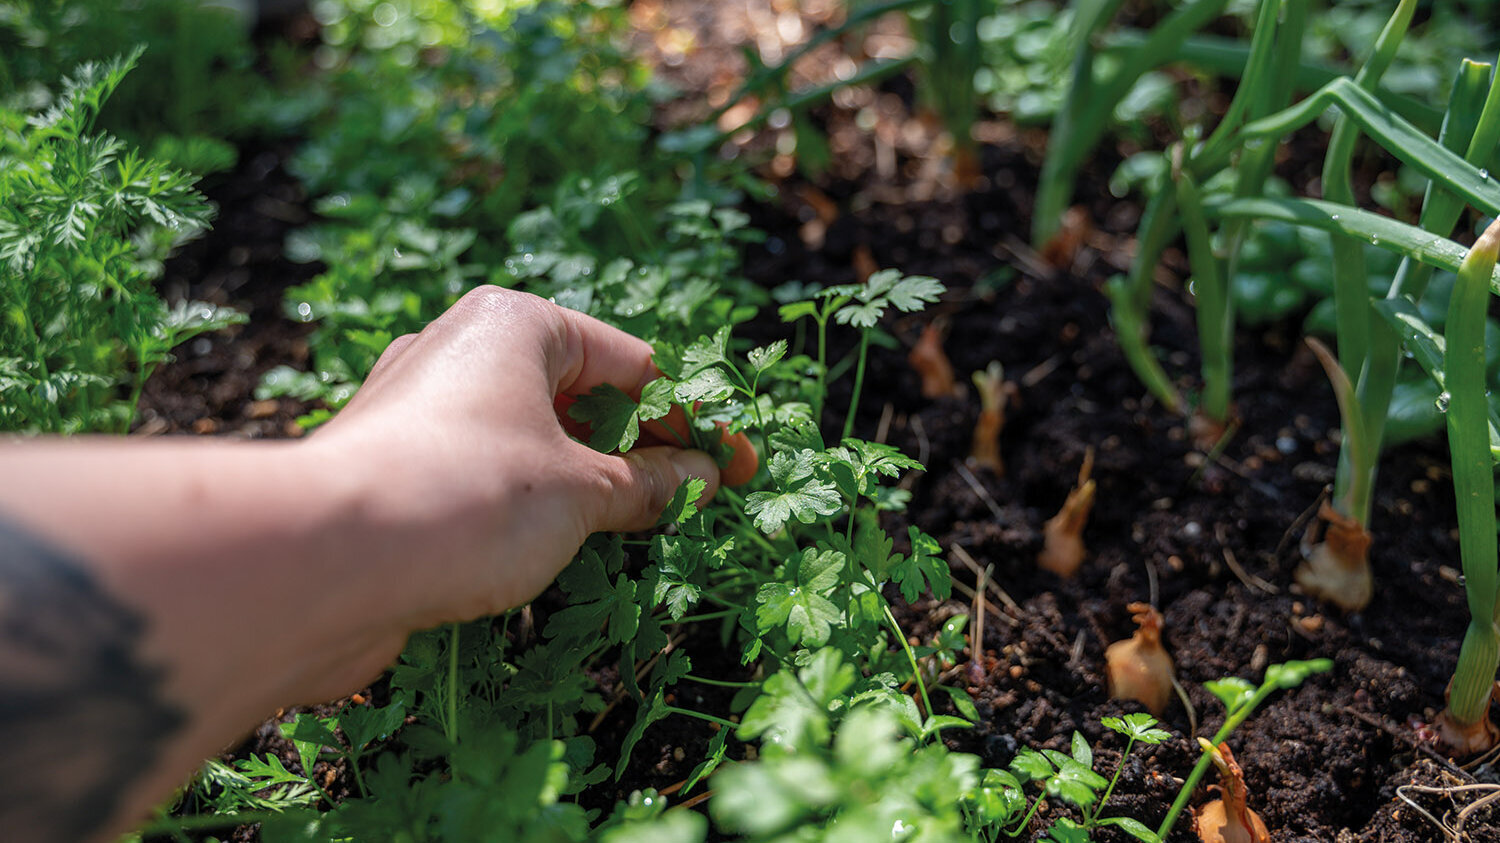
left=722, top=128, right=1495, bottom=841
left=140, top=4, right=1499, bottom=840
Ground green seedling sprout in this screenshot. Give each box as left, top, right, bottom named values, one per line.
left=913, top=0, right=985, bottom=185
left=1033, top=0, right=1230, bottom=247
left=1295, top=337, right=1374, bottom=612
left=964, top=713, right=1169, bottom=842
left=1157, top=659, right=1332, bottom=839
left=778, top=270, right=944, bottom=438
left=1434, top=218, right=1500, bottom=756
left=1104, top=0, right=1303, bottom=433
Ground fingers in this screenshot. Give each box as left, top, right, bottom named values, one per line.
left=718, top=426, right=760, bottom=486
left=582, top=446, right=721, bottom=534
left=550, top=303, right=661, bottom=398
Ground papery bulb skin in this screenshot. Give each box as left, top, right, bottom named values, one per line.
left=1435, top=680, right=1500, bottom=756
left=1294, top=503, right=1372, bottom=611
left=970, top=362, right=1010, bottom=475
left=1038, top=449, right=1095, bottom=577
left=1105, top=602, right=1174, bottom=715
left=909, top=322, right=958, bottom=399
left=1194, top=743, right=1269, bottom=843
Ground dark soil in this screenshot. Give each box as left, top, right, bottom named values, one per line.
left=138, top=141, right=318, bottom=438
left=137, top=3, right=1499, bottom=841
left=726, top=85, right=1492, bottom=843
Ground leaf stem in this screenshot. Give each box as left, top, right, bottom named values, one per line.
left=882, top=601, right=933, bottom=721
left=842, top=330, right=871, bottom=441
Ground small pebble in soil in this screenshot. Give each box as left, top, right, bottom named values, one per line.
left=1277, top=435, right=1298, bottom=454
left=1182, top=522, right=1203, bottom=539
left=246, top=398, right=280, bottom=419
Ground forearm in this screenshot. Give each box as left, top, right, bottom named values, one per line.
left=0, top=288, right=732, bottom=841
left=0, top=435, right=410, bottom=840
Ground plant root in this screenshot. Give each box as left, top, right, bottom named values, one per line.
left=1294, top=502, right=1373, bottom=611
left=1396, top=782, right=1500, bottom=842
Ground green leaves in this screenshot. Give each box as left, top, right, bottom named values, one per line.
left=1008, top=744, right=1110, bottom=811
left=547, top=538, right=643, bottom=646
left=830, top=270, right=945, bottom=328
left=716, top=704, right=980, bottom=841
left=567, top=379, right=673, bottom=452
left=748, top=339, right=787, bottom=373
left=889, top=527, right=952, bottom=603
left=738, top=648, right=857, bottom=752
left=755, top=548, right=845, bottom=647
left=1103, top=712, right=1172, bottom=745
left=744, top=449, right=843, bottom=533
left=0, top=51, right=224, bottom=433
left=1265, top=657, right=1335, bottom=690
left=1205, top=677, right=1257, bottom=715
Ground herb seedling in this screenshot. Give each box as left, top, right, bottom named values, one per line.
left=1157, top=659, right=1332, bottom=838
left=1038, top=447, right=1096, bottom=578
left=0, top=50, right=241, bottom=434
left=778, top=269, right=944, bottom=437
left=1105, top=602, right=1175, bottom=717
left=964, top=713, right=1169, bottom=843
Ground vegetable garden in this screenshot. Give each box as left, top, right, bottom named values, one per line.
left=7, top=0, right=1500, bottom=839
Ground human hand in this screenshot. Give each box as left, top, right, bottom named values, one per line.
left=312, top=286, right=747, bottom=633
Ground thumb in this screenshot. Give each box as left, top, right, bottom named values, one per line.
left=585, top=446, right=720, bottom=533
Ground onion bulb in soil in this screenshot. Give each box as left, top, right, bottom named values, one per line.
left=1435, top=681, right=1500, bottom=756
left=970, top=361, right=1013, bottom=475
left=1194, top=740, right=1269, bottom=843
left=909, top=320, right=959, bottom=399
left=1295, top=502, right=1372, bottom=612
left=1105, top=602, right=1174, bottom=716
left=1037, top=447, right=1095, bottom=577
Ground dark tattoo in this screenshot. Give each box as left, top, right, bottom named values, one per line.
left=0, top=518, right=185, bottom=843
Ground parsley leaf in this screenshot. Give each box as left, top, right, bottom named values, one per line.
left=755, top=547, right=846, bottom=647
left=567, top=379, right=672, bottom=452
left=747, top=340, right=787, bottom=373
left=887, top=527, right=951, bottom=603
left=744, top=449, right=843, bottom=534
left=832, top=270, right=945, bottom=328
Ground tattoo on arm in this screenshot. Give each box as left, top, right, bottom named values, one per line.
left=0, top=518, right=185, bottom=843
